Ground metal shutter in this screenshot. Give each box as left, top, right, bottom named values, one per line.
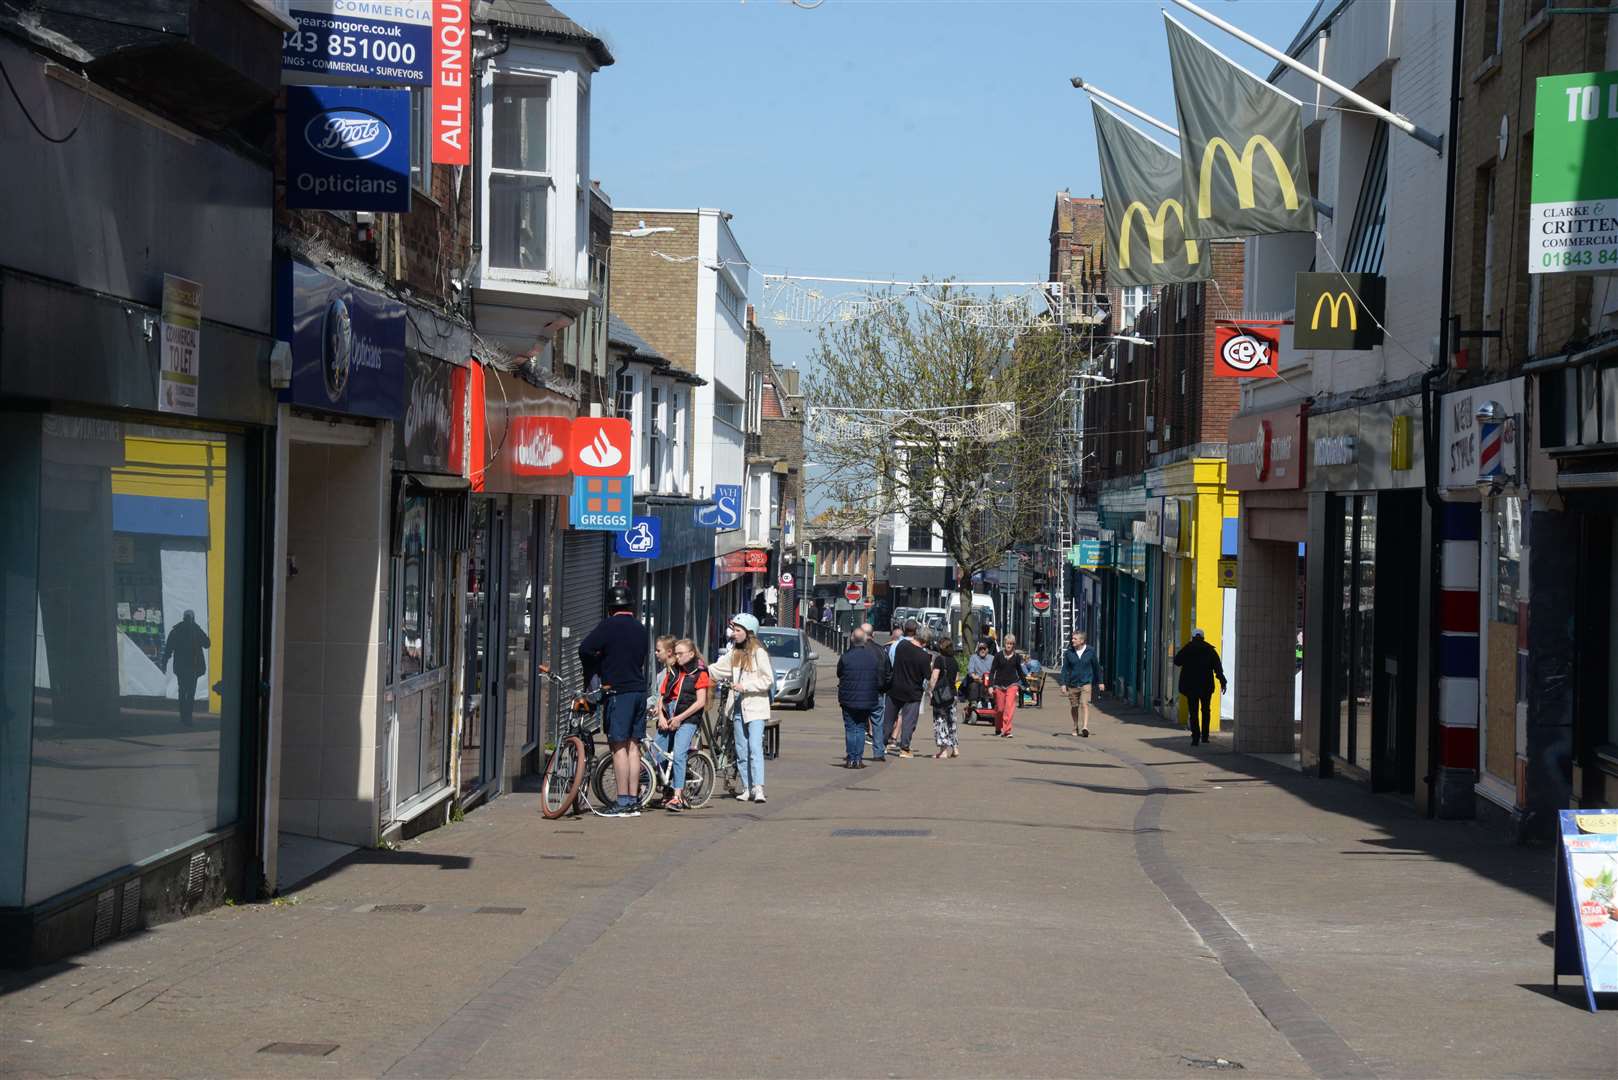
left=557, top=531, right=608, bottom=713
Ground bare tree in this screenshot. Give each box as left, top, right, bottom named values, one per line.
left=803, top=287, right=1068, bottom=642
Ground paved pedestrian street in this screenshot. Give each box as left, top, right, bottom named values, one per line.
left=0, top=663, right=1608, bottom=1079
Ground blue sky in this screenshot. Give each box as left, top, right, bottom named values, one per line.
left=576, top=0, right=1320, bottom=370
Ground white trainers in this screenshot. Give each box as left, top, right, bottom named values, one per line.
left=751, top=786, right=766, bottom=804
left=735, top=790, right=753, bottom=802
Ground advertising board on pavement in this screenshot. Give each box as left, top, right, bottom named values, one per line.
left=1554, top=810, right=1618, bottom=1012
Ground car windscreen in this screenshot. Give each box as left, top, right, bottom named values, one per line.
left=756, top=630, right=802, bottom=659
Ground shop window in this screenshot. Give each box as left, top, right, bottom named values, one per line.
left=6, top=417, right=247, bottom=907
left=1494, top=497, right=1521, bottom=623
left=1343, top=123, right=1388, bottom=276
left=1334, top=494, right=1376, bottom=769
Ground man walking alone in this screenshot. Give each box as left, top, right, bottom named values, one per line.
left=1173, top=628, right=1227, bottom=746
left=836, top=626, right=888, bottom=768
left=1058, top=631, right=1104, bottom=738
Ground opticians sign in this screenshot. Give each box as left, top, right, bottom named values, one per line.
left=1531, top=71, right=1618, bottom=275
left=282, top=1, right=432, bottom=86
left=285, top=85, right=410, bottom=213
left=277, top=259, right=405, bottom=420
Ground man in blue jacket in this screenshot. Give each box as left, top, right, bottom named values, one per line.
left=837, top=625, right=890, bottom=768
left=1058, top=631, right=1104, bottom=738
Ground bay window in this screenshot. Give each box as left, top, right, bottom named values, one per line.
left=490, top=75, right=551, bottom=272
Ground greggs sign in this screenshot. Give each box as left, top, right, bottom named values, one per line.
left=1227, top=405, right=1305, bottom=491
left=1293, top=272, right=1385, bottom=350
left=431, top=1, right=471, bottom=165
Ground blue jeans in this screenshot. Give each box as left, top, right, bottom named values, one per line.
left=665, top=721, right=699, bottom=790
left=732, top=703, right=766, bottom=790
left=842, top=707, right=874, bottom=763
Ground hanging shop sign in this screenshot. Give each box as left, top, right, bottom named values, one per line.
left=1531, top=72, right=1618, bottom=275
left=779, top=572, right=795, bottom=589
left=278, top=259, right=405, bottom=420
left=1293, top=273, right=1385, bottom=351
left=281, top=1, right=432, bottom=85
left=158, top=274, right=202, bottom=416
left=694, top=484, right=743, bottom=531
left=1440, top=381, right=1526, bottom=492
left=719, top=548, right=771, bottom=574
left=1162, top=498, right=1185, bottom=556
left=431, top=0, right=471, bottom=164
left=1227, top=405, right=1306, bottom=491
left=570, top=474, right=633, bottom=531
left=570, top=417, right=632, bottom=476
left=1217, top=556, right=1238, bottom=589
left=1553, top=810, right=1618, bottom=1012
left=477, top=366, right=572, bottom=496
left=1213, top=320, right=1283, bottom=378
left=285, top=85, right=411, bottom=213
left=395, top=351, right=455, bottom=472
left=614, top=516, right=662, bottom=560
left=1074, top=539, right=1106, bottom=570
left=1143, top=499, right=1163, bottom=546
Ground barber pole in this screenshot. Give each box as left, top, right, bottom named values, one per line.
left=1478, top=419, right=1504, bottom=480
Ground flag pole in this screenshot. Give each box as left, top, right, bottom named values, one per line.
left=1167, top=0, right=1444, bottom=154
left=1072, top=77, right=1335, bottom=220
left=1070, top=77, right=1179, bottom=140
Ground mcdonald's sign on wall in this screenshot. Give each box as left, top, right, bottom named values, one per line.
left=1292, top=272, right=1385, bottom=351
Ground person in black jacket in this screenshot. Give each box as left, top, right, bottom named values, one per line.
left=579, top=586, right=650, bottom=816
left=161, top=610, right=210, bottom=727
left=836, top=626, right=889, bottom=768
left=988, top=634, right=1028, bottom=738
left=1173, top=628, right=1228, bottom=746
left=889, top=622, right=935, bottom=757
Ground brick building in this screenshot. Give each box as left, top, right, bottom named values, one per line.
left=1446, top=2, right=1618, bottom=829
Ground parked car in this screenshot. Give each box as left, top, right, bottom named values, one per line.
left=917, top=607, right=948, bottom=638
left=757, top=627, right=819, bottom=709
left=890, top=607, right=917, bottom=635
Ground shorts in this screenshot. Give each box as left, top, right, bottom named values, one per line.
left=603, top=691, right=647, bottom=744
left=1065, top=685, right=1092, bottom=706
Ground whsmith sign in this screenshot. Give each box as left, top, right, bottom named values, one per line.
left=1531, top=71, right=1618, bottom=275
left=285, top=85, right=410, bottom=213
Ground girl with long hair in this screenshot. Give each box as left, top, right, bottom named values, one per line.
left=709, top=613, right=773, bottom=803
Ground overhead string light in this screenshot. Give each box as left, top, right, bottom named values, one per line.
left=759, top=274, right=1070, bottom=330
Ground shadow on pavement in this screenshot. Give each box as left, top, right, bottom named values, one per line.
left=288, top=848, right=475, bottom=893
left=1008, top=776, right=1197, bottom=797
left=1091, top=696, right=1562, bottom=908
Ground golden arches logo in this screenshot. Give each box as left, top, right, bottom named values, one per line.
left=1310, top=291, right=1357, bottom=331
left=1197, top=135, right=1301, bottom=218
left=1117, top=199, right=1201, bottom=269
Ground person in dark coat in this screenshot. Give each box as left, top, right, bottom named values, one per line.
left=1058, top=631, right=1104, bottom=738
left=836, top=626, right=889, bottom=768
left=160, top=610, right=210, bottom=727
left=1173, top=628, right=1227, bottom=746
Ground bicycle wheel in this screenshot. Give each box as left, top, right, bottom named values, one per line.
left=539, top=736, right=586, bottom=819
left=684, top=751, right=718, bottom=808
left=591, top=753, right=657, bottom=809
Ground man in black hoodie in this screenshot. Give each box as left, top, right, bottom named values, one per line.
left=888, top=620, right=934, bottom=758
left=1173, top=628, right=1228, bottom=746
left=579, top=586, right=650, bottom=815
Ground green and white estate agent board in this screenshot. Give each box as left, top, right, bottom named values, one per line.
left=1531, top=71, right=1618, bottom=275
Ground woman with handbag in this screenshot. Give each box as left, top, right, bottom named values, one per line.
left=928, top=638, right=961, bottom=759
left=710, top=613, right=774, bottom=803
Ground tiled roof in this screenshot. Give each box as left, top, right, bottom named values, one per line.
left=477, top=1, right=614, bottom=66
left=607, top=314, right=665, bottom=362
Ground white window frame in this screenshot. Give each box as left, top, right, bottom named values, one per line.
left=410, top=86, right=433, bottom=196
left=643, top=380, right=668, bottom=493
left=718, top=269, right=747, bottom=326
left=671, top=387, right=689, bottom=495
left=486, top=68, right=556, bottom=278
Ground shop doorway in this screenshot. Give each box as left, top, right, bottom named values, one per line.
left=460, top=497, right=507, bottom=805
left=1371, top=492, right=1421, bottom=793
left=270, top=417, right=388, bottom=892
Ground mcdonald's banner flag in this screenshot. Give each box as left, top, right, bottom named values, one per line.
left=1165, top=14, right=1316, bottom=241
left=1093, top=100, right=1210, bottom=288
left=1293, top=272, right=1385, bottom=350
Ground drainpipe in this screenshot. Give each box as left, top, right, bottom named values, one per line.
left=1418, top=3, right=1466, bottom=813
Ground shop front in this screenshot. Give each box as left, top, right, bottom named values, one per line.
left=1437, top=378, right=1529, bottom=828
left=1228, top=403, right=1309, bottom=755
left=1526, top=340, right=1618, bottom=817
left=465, top=365, right=571, bottom=800
left=1300, top=396, right=1426, bottom=797
left=1154, top=455, right=1237, bottom=732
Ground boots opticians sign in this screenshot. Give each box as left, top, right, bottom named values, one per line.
left=1531, top=71, right=1618, bottom=275
left=285, top=85, right=410, bottom=213
left=1292, top=273, right=1385, bottom=351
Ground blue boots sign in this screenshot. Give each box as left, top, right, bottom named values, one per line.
left=286, top=86, right=411, bottom=213
left=277, top=260, right=405, bottom=420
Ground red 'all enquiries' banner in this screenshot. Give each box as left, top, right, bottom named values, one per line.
left=432, top=1, right=471, bottom=165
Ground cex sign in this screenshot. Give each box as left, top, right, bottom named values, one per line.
left=431, top=1, right=470, bottom=165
